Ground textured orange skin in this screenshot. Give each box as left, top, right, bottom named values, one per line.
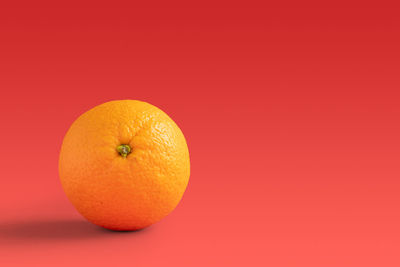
left=59, top=100, right=190, bottom=231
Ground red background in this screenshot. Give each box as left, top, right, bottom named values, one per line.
left=1, top=3, right=400, bottom=266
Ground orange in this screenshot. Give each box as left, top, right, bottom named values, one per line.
left=58, top=100, right=190, bottom=231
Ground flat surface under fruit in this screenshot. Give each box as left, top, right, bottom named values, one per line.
left=1, top=3, right=400, bottom=267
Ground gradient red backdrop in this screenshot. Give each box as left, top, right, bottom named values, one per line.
left=1, top=3, right=400, bottom=266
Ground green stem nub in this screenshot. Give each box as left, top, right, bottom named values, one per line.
left=117, top=144, right=131, bottom=158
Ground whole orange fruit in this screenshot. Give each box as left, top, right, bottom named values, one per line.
left=59, top=100, right=190, bottom=231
